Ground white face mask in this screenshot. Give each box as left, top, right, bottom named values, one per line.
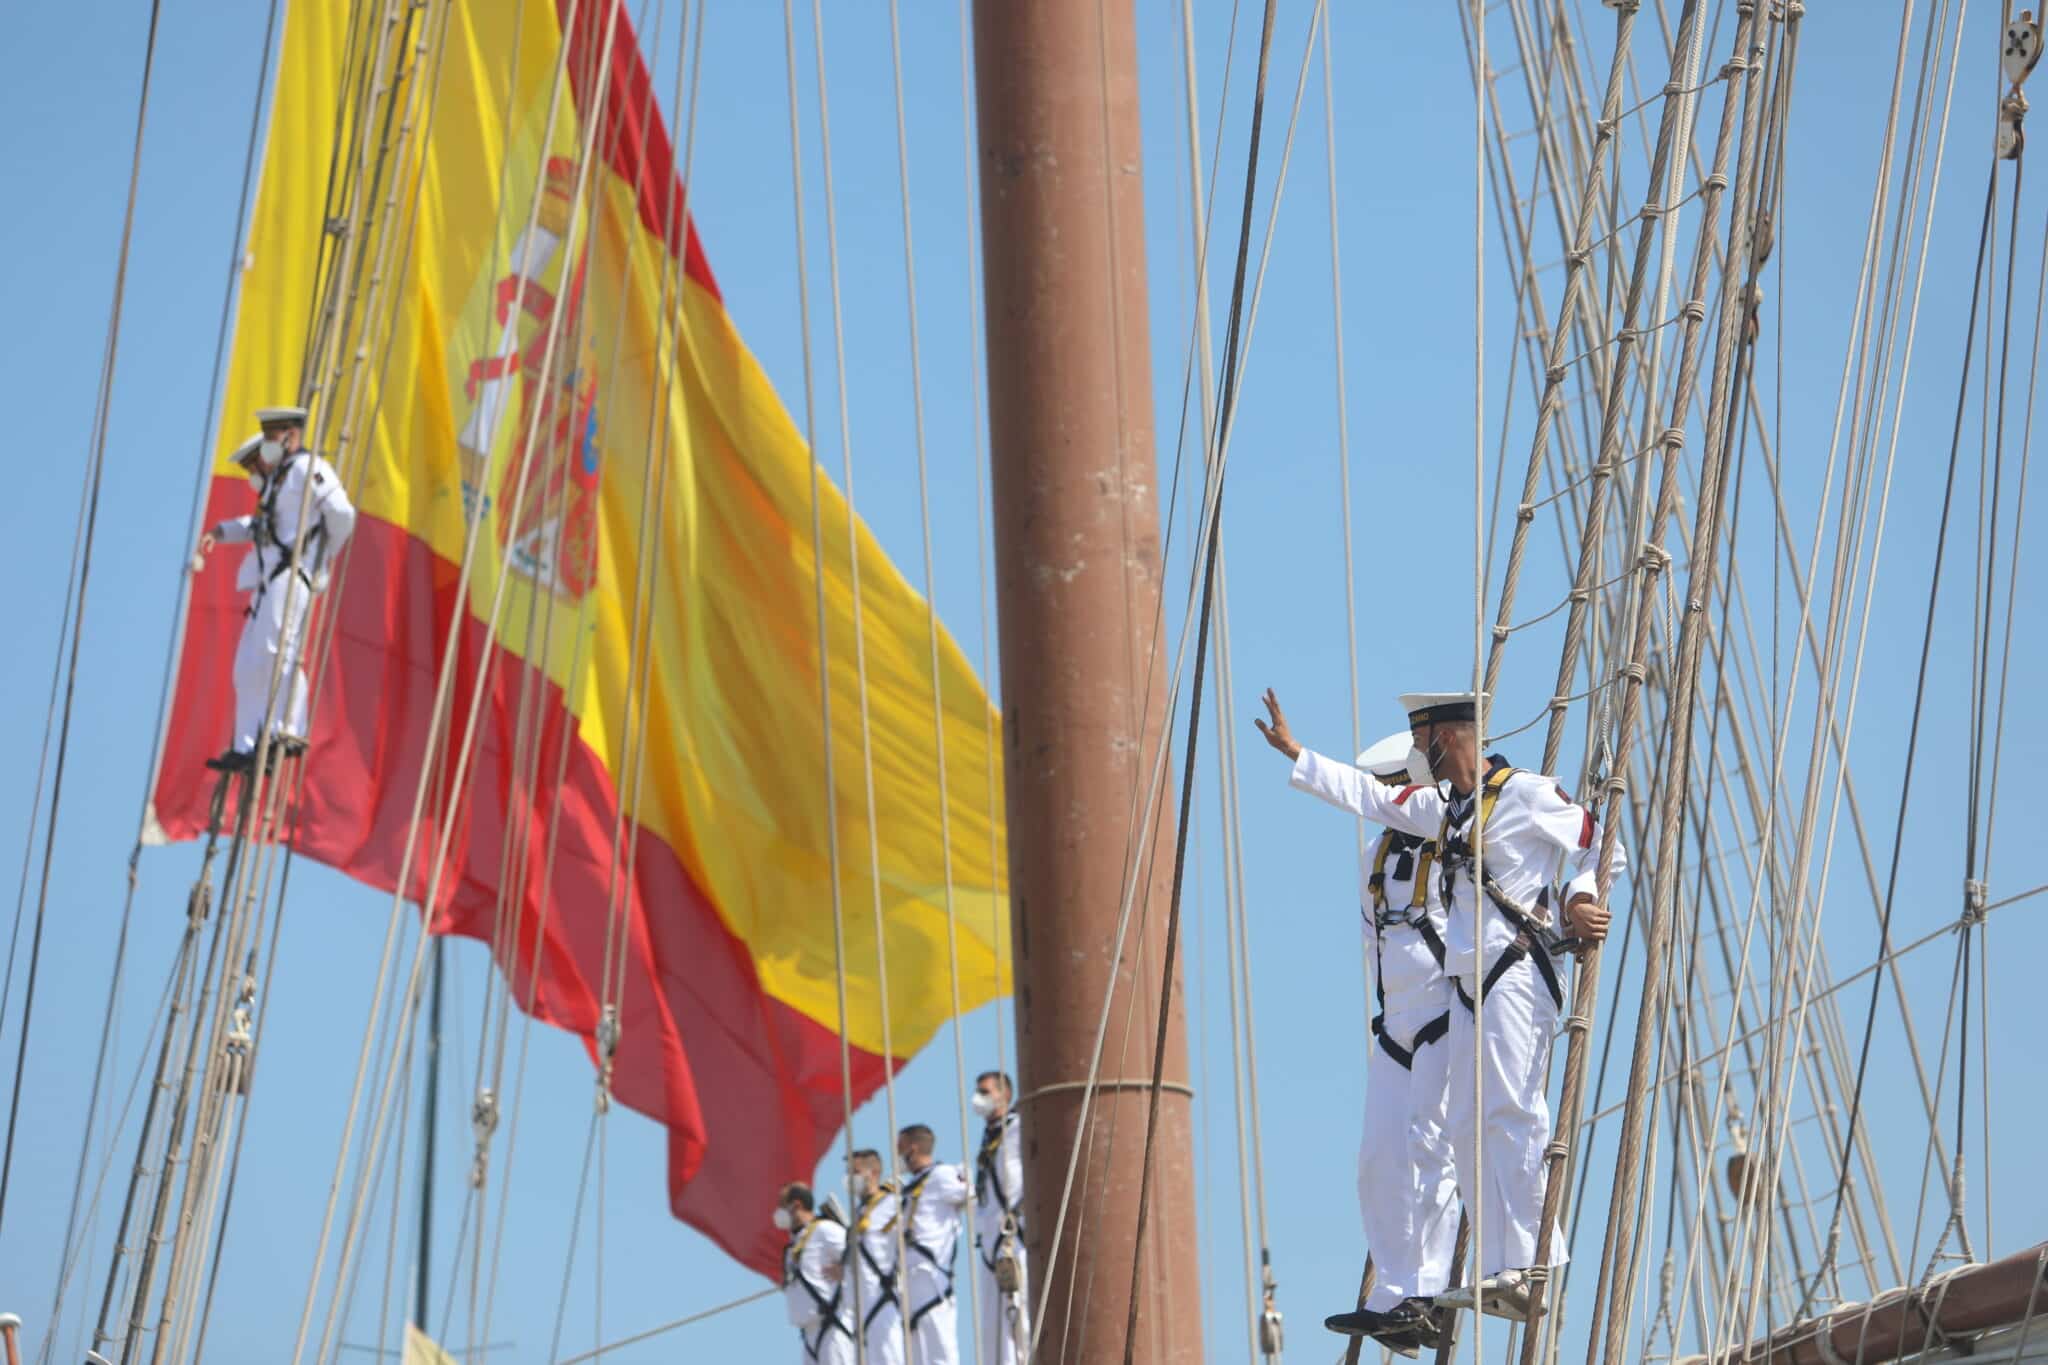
left=1405, top=747, right=1435, bottom=787
left=852, top=1172, right=872, bottom=1199
left=772, top=1206, right=794, bottom=1232
left=258, top=437, right=286, bottom=469
left=247, top=471, right=266, bottom=492
left=970, top=1090, right=999, bottom=1120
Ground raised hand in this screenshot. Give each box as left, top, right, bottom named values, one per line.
left=1253, top=688, right=1301, bottom=760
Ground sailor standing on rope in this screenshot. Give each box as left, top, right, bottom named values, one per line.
left=1257, top=688, right=1621, bottom=1323
left=1280, top=728, right=1459, bottom=1352
left=894, top=1123, right=971, bottom=1365
left=778, top=1182, right=855, bottom=1365
left=195, top=406, right=356, bottom=773
left=846, top=1149, right=906, bottom=1365
left=970, top=1071, right=1029, bottom=1365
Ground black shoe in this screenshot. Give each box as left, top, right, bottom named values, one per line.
left=1384, top=1299, right=1444, bottom=1350
left=1323, top=1307, right=1389, bottom=1338
left=1370, top=1327, right=1425, bottom=1358
left=205, top=750, right=252, bottom=773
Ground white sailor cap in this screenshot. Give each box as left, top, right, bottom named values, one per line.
left=229, top=433, right=263, bottom=466
left=255, top=405, right=308, bottom=426
left=1398, top=691, right=1488, bottom=726
left=1354, top=731, right=1418, bottom=777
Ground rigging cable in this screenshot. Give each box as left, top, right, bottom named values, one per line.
left=776, top=0, right=865, bottom=1356
left=1118, top=2, right=1279, bottom=1362
left=1803, top=153, right=2001, bottom=1328
left=287, top=4, right=627, bottom=1354
left=0, top=0, right=166, bottom=1240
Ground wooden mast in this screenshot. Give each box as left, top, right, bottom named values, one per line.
left=970, top=2, right=1205, bottom=1360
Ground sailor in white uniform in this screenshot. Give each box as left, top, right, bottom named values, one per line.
left=1258, top=688, right=1623, bottom=1323
left=196, top=406, right=357, bottom=772
left=845, top=1149, right=906, bottom=1365
left=895, top=1123, right=971, bottom=1365
left=778, top=1182, right=855, bottom=1365
left=1293, top=731, right=1459, bottom=1352
left=970, top=1071, right=1029, bottom=1365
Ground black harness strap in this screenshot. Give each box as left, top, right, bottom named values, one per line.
left=859, top=1237, right=899, bottom=1332
left=787, top=1224, right=851, bottom=1359
left=1371, top=1008, right=1452, bottom=1070
left=1451, top=930, right=1564, bottom=1014
left=976, top=1116, right=1017, bottom=1217
left=252, top=454, right=331, bottom=602
left=1367, top=828, right=1449, bottom=1060
left=850, top=1187, right=903, bottom=1331
left=897, top=1166, right=958, bottom=1329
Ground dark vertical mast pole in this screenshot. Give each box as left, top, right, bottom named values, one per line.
left=971, top=4, right=1204, bottom=1362
left=415, top=935, right=444, bottom=1331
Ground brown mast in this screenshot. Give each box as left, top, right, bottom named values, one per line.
left=971, top=2, right=1204, bottom=1361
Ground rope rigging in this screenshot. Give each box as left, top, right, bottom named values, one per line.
left=25, top=2, right=2048, bottom=1363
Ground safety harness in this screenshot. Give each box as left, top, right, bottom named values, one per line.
left=249, top=454, right=333, bottom=610
left=975, top=1115, right=1025, bottom=1293
left=1435, top=760, right=1569, bottom=1014
left=784, top=1215, right=851, bottom=1360
left=897, top=1165, right=958, bottom=1330
left=849, top=1183, right=902, bottom=1334
left=1366, top=829, right=1451, bottom=1070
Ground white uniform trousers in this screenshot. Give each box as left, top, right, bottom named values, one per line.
left=801, top=1315, right=857, bottom=1365
left=1359, top=1001, right=1460, bottom=1310
left=903, top=1260, right=958, bottom=1365
left=232, top=576, right=311, bottom=755
left=1444, top=955, right=1567, bottom=1279
left=862, top=1301, right=907, bottom=1365
left=972, top=1235, right=1029, bottom=1365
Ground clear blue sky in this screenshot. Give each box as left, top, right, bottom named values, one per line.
left=2, top=1, right=2043, bottom=1362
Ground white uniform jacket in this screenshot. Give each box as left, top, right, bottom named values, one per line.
left=215, top=451, right=357, bottom=595
left=1291, top=747, right=1627, bottom=985
left=783, top=1215, right=853, bottom=1356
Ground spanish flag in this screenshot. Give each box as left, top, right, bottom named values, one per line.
left=147, top=0, right=1007, bottom=1276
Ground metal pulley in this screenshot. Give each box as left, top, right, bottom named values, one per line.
left=2000, top=91, right=2029, bottom=161
left=1257, top=1264, right=1283, bottom=1356
left=2005, top=11, right=2043, bottom=88
left=469, top=1086, right=499, bottom=1188
left=1256, top=1303, right=1283, bottom=1356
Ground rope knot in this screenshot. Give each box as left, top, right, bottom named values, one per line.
left=1563, top=1012, right=1592, bottom=1034
left=1638, top=200, right=1663, bottom=223
left=1549, top=694, right=1571, bottom=713
left=1545, top=1141, right=1571, bottom=1160
left=1620, top=660, right=1649, bottom=683
left=1605, top=774, right=1629, bottom=797
left=1492, top=624, right=1511, bottom=642
left=1517, top=502, right=1537, bottom=523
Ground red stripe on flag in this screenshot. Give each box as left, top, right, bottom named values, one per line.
left=152, top=485, right=889, bottom=1277
left=555, top=0, right=720, bottom=300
